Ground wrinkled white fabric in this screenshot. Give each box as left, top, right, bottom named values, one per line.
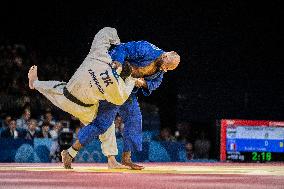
left=34, top=27, right=136, bottom=157
left=34, top=27, right=135, bottom=125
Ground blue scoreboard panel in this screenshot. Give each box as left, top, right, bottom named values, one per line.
left=221, top=120, right=284, bottom=162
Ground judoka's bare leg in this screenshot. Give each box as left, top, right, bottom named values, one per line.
left=107, top=155, right=129, bottom=169
left=61, top=139, right=83, bottom=169
left=99, top=123, right=129, bottom=169
left=62, top=101, right=119, bottom=169
left=119, top=95, right=144, bottom=170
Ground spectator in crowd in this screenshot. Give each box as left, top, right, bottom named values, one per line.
left=114, top=114, right=124, bottom=138
left=72, top=122, right=83, bottom=141
left=174, top=122, right=192, bottom=143
left=50, top=139, right=61, bottom=163
left=155, top=127, right=176, bottom=142
left=1, top=118, right=24, bottom=139
left=49, top=121, right=63, bottom=162
left=16, top=108, right=31, bottom=131
left=0, top=43, right=73, bottom=112
left=50, top=121, right=63, bottom=140
left=185, top=142, right=195, bottom=160
left=38, top=110, right=56, bottom=127
left=1, top=114, right=12, bottom=129
left=38, top=107, right=51, bottom=120
left=194, top=130, right=211, bottom=159
left=38, top=121, right=52, bottom=138
left=69, top=115, right=81, bottom=133
left=24, top=119, right=40, bottom=140
left=8, top=78, right=21, bottom=94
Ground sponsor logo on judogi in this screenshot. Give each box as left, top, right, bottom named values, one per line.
left=88, top=69, right=104, bottom=94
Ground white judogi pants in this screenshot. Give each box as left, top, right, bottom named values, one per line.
left=34, top=80, right=118, bottom=156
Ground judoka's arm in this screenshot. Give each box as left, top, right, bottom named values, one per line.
left=89, top=27, right=120, bottom=53
left=135, top=72, right=164, bottom=96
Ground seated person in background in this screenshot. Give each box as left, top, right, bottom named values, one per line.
left=1, top=114, right=12, bottom=129
left=73, top=126, right=81, bottom=141
left=50, top=121, right=63, bottom=140
left=185, top=142, right=195, bottom=160
left=174, top=122, right=192, bottom=143
left=154, top=127, right=176, bottom=142
left=194, top=130, right=211, bottom=159
left=38, top=110, right=57, bottom=127
left=16, top=108, right=31, bottom=131
left=69, top=115, right=81, bottom=133
left=1, top=118, right=24, bottom=139
left=38, top=121, right=52, bottom=138
left=24, top=119, right=40, bottom=140
left=114, top=114, right=124, bottom=138
left=38, top=107, right=51, bottom=121
left=50, top=121, right=63, bottom=162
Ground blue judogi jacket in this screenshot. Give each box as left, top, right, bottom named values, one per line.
left=109, top=41, right=165, bottom=96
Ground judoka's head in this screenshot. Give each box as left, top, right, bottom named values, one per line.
left=159, top=51, right=180, bottom=72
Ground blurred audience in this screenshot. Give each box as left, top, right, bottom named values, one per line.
left=194, top=130, right=211, bottom=159
left=174, top=122, right=192, bottom=143
left=16, top=108, right=31, bottom=130
left=185, top=142, right=195, bottom=160
left=114, top=114, right=124, bottom=138
left=155, top=127, right=176, bottom=142
left=73, top=124, right=82, bottom=141
left=24, top=119, right=40, bottom=140
left=50, top=121, right=63, bottom=140
left=69, top=115, right=81, bottom=133
left=1, top=118, right=24, bottom=139
left=38, top=121, right=52, bottom=138
left=1, top=114, right=12, bottom=129
left=38, top=110, right=56, bottom=127
left=49, top=121, right=63, bottom=162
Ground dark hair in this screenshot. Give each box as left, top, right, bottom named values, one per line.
left=4, top=114, right=12, bottom=119
left=23, top=108, right=31, bottom=113
left=8, top=118, right=16, bottom=124
left=120, top=61, right=132, bottom=79
left=41, top=121, right=51, bottom=128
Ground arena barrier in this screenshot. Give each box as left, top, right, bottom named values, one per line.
left=0, top=132, right=211, bottom=163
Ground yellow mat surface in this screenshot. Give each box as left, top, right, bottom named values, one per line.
left=1, top=164, right=284, bottom=176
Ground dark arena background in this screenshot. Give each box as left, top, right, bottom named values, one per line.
left=0, top=1, right=283, bottom=189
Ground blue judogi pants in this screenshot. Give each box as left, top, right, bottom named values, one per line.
left=77, top=94, right=142, bottom=152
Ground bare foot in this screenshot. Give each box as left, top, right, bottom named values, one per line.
left=108, top=156, right=129, bottom=169
left=28, top=65, right=38, bottom=89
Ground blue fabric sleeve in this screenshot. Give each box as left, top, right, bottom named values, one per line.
left=141, top=72, right=164, bottom=96
left=109, top=44, right=127, bottom=64
left=110, top=41, right=164, bottom=65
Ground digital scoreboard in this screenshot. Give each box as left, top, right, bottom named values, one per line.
left=220, top=119, right=284, bottom=162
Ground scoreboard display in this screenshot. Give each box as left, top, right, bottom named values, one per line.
left=220, top=119, right=284, bottom=162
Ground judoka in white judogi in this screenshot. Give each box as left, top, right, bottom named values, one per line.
left=29, top=27, right=135, bottom=157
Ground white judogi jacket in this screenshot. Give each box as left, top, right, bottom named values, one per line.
left=67, top=27, right=134, bottom=106
left=34, top=27, right=135, bottom=125
left=34, top=27, right=135, bottom=156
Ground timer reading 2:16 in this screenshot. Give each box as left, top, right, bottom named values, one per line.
left=252, top=152, right=272, bottom=161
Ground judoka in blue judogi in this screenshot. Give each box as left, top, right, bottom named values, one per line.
left=67, top=40, right=180, bottom=169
